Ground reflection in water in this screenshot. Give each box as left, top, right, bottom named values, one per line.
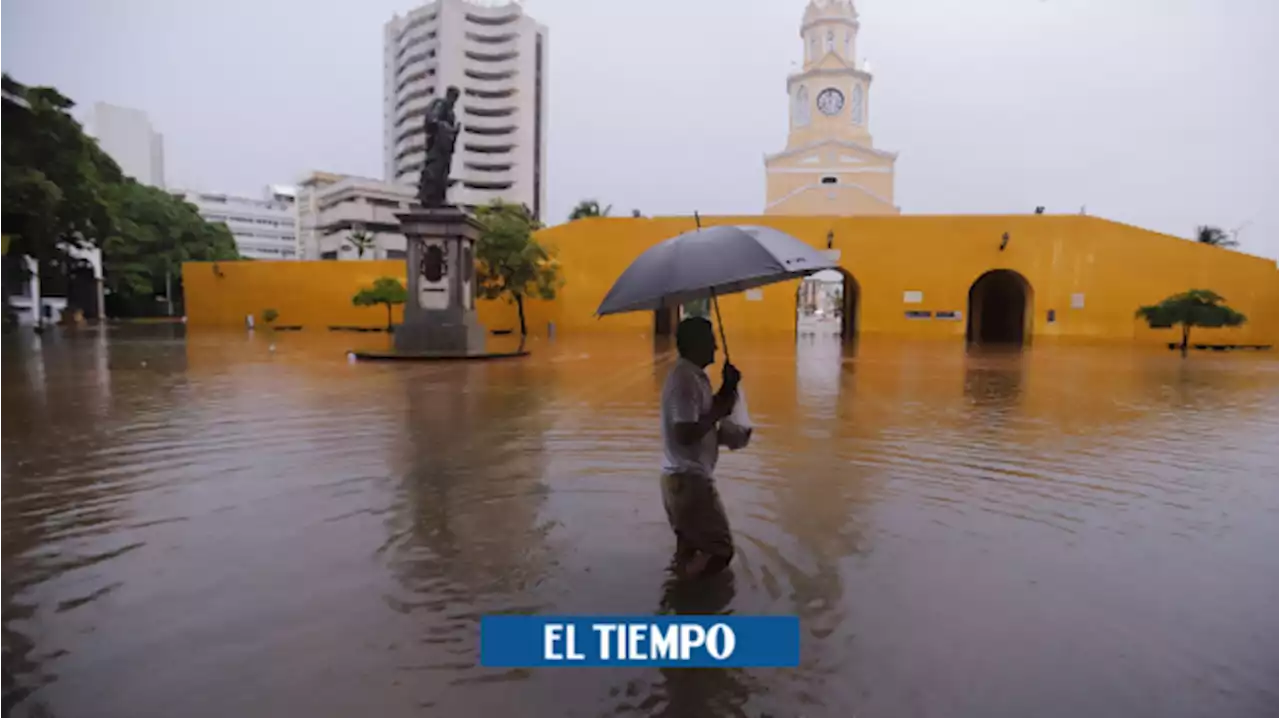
left=2, top=327, right=1277, bottom=717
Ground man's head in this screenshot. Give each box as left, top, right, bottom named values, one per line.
left=676, top=317, right=717, bottom=368
left=445, top=86, right=460, bottom=103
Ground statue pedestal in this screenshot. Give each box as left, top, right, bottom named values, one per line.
left=394, top=206, right=488, bottom=355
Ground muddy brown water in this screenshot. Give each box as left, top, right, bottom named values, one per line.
left=3, top=326, right=1276, bottom=717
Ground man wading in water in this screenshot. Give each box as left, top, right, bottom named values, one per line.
left=661, top=317, right=742, bottom=578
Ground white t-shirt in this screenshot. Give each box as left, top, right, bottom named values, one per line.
left=661, top=357, right=719, bottom=477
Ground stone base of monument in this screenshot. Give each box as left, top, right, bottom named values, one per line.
left=350, top=205, right=531, bottom=362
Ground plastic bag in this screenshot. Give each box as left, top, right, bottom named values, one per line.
left=720, top=386, right=753, bottom=451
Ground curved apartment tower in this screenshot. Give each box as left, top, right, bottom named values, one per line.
left=383, top=0, right=547, bottom=219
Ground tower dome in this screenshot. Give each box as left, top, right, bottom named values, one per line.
left=802, top=0, right=858, bottom=27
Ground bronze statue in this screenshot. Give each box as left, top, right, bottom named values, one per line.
left=417, top=86, right=461, bottom=208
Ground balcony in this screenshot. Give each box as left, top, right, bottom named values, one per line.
left=462, top=180, right=514, bottom=191
left=397, top=29, right=437, bottom=60
left=394, top=110, right=428, bottom=139
left=463, top=103, right=516, bottom=118
left=464, top=86, right=516, bottom=100
left=465, top=49, right=518, bottom=63
left=465, top=124, right=517, bottom=138
left=464, top=67, right=517, bottom=83
left=395, top=137, right=426, bottom=161
left=396, top=89, right=432, bottom=115
left=465, top=30, right=517, bottom=44
left=395, top=66, right=436, bottom=95
left=463, top=141, right=516, bottom=155
left=396, top=153, right=426, bottom=177
left=464, top=9, right=520, bottom=26
left=396, top=49, right=437, bottom=82
left=464, top=161, right=514, bottom=173
left=394, top=78, right=435, bottom=106
left=396, top=11, right=437, bottom=42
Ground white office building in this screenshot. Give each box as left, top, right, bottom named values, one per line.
left=176, top=187, right=299, bottom=260
left=296, top=171, right=417, bottom=260
left=84, top=102, right=166, bottom=188
left=383, top=0, right=548, bottom=219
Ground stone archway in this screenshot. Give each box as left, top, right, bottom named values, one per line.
left=967, top=270, right=1032, bottom=345
left=796, top=269, right=860, bottom=343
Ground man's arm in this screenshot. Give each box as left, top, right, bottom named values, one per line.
left=673, top=391, right=734, bottom=446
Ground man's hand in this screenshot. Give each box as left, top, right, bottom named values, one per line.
left=721, top=362, right=742, bottom=395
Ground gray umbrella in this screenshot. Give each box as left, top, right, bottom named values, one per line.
left=596, top=224, right=837, bottom=358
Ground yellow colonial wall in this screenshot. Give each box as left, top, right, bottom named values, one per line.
left=533, top=214, right=1276, bottom=346
left=182, top=259, right=558, bottom=334
left=184, top=214, right=1277, bottom=346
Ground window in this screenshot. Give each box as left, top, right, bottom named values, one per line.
left=851, top=85, right=864, bottom=125
left=844, top=32, right=851, bottom=59
left=821, top=176, right=837, bottom=185
left=321, top=251, right=338, bottom=260
left=825, top=29, right=834, bottom=54
left=808, top=34, right=817, bottom=61
left=905, top=311, right=932, bottom=319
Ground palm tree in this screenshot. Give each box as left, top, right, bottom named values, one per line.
left=1195, top=225, right=1237, bottom=248
left=348, top=229, right=376, bottom=259
left=568, top=200, right=611, bottom=221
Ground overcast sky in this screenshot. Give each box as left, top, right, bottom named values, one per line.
left=4, top=0, right=1277, bottom=257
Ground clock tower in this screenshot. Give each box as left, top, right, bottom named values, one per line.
left=764, top=0, right=899, bottom=216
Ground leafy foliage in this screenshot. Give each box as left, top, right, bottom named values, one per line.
left=102, top=180, right=239, bottom=309
left=348, top=229, right=375, bottom=259
left=1195, top=225, right=1237, bottom=248
left=262, top=308, right=279, bottom=324
left=568, top=199, right=611, bottom=221
left=2, top=74, right=122, bottom=314
left=475, top=200, right=563, bottom=337
left=352, top=276, right=406, bottom=330
left=2, top=74, right=240, bottom=318
left=1136, top=289, right=1246, bottom=354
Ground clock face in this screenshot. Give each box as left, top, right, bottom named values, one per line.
left=816, top=88, right=844, bottom=116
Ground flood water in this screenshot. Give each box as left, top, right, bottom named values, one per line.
left=3, top=326, right=1276, bottom=718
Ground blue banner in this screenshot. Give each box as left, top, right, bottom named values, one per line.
left=480, top=615, right=800, bottom=668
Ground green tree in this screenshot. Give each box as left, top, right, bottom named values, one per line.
left=101, top=180, right=239, bottom=315
left=352, top=276, right=406, bottom=331
left=262, top=308, right=279, bottom=325
left=475, top=200, right=563, bottom=339
left=1195, top=225, right=1237, bottom=248
left=348, top=229, right=375, bottom=259
left=2, top=74, right=122, bottom=321
left=1136, top=289, right=1246, bottom=356
left=568, top=199, right=611, bottom=221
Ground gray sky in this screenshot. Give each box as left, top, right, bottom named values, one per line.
left=4, top=0, right=1277, bottom=257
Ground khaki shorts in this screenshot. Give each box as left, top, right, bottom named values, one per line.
left=660, top=471, right=734, bottom=561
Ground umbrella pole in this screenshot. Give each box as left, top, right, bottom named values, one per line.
left=710, top=289, right=729, bottom=364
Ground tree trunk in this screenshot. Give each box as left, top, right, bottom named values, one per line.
left=516, top=294, right=527, bottom=338
left=385, top=302, right=393, bottom=332
left=1180, top=324, right=1190, bottom=356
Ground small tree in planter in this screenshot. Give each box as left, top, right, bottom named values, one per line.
left=352, top=277, right=406, bottom=332
left=475, top=200, right=563, bottom=342
left=1136, top=289, right=1246, bottom=356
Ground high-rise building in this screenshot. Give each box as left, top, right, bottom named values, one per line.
left=175, top=187, right=299, bottom=260
left=84, top=102, right=166, bottom=188
left=383, top=0, right=548, bottom=219
left=764, top=0, right=899, bottom=215
left=295, top=171, right=417, bottom=261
